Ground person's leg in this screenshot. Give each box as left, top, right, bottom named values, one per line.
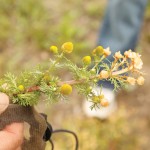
left=98, top=0, right=147, bottom=89
left=98, top=0, right=147, bottom=60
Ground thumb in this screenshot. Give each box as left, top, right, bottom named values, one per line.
left=0, top=93, right=9, bottom=114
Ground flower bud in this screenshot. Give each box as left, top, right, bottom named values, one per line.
left=49, top=46, right=58, bottom=54
left=94, top=79, right=98, bottom=83
left=137, top=76, right=145, bottom=85
left=61, top=42, right=73, bottom=53
left=100, top=98, right=109, bottom=107
left=99, top=70, right=109, bottom=79
left=92, top=96, right=100, bottom=103
left=127, top=77, right=136, bottom=85
left=82, top=56, right=91, bottom=65
left=87, top=86, right=92, bottom=92
left=90, top=68, right=96, bottom=74
left=60, top=84, right=72, bottom=95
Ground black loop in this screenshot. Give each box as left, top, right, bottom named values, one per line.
left=52, top=129, right=79, bottom=150
left=40, top=113, right=53, bottom=141
left=40, top=113, right=79, bottom=150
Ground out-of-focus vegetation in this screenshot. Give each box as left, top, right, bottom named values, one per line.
left=45, top=108, right=138, bottom=150
left=0, top=0, right=50, bottom=49
left=0, top=0, right=150, bottom=150
left=0, top=0, right=105, bottom=74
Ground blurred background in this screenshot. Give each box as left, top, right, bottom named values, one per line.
left=0, top=0, right=150, bottom=149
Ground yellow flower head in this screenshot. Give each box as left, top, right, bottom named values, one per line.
left=82, top=56, right=91, bottom=65
left=49, top=46, right=58, bottom=54
left=60, top=84, right=72, bottom=95
left=61, top=42, right=73, bottom=53
left=18, top=85, right=25, bottom=92
left=92, top=46, right=104, bottom=56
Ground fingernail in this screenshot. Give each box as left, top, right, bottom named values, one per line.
left=0, top=93, right=9, bottom=114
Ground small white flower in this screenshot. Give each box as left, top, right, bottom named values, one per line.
left=99, top=70, right=109, bottom=79
left=124, top=50, right=132, bottom=58
left=124, top=50, right=136, bottom=58
left=133, top=55, right=143, bottom=70
left=104, top=47, right=111, bottom=56
left=127, top=77, right=136, bottom=85
left=1, top=83, right=8, bottom=90
left=124, top=50, right=143, bottom=70
left=115, top=51, right=123, bottom=59
left=137, top=76, right=145, bottom=85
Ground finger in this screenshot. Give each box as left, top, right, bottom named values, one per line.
left=4, top=122, right=24, bottom=138
left=0, top=122, right=24, bottom=150
left=0, top=93, right=9, bottom=114
left=16, top=147, right=22, bottom=150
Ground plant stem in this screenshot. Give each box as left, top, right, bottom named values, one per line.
left=112, top=66, right=133, bottom=76
left=58, top=75, right=99, bottom=86
left=20, top=66, right=133, bottom=94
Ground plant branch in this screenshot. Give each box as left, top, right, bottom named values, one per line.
left=16, top=66, right=134, bottom=94
left=112, top=66, right=133, bottom=76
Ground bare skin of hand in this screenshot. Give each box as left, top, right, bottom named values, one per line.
left=0, top=93, right=24, bottom=150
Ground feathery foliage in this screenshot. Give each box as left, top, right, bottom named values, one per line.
left=0, top=43, right=145, bottom=108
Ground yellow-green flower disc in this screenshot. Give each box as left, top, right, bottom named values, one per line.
left=61, top=42, right=73, bottom=53
left=60, top=84, right=72, bottom=95
left=98, top=94, right=104, bottom=99
left=92, top=96, right=100, bottom=103
left=18, top=85, right=25, bottom=92
left=49, top=46, right=58, bottom=54
left=92, top=49, right=96, bottom=56
left=95, top=46, right=104, bottom=56
left=43, top=75, right=51, bottom=83
left=82, top=56, right=91, bottom=65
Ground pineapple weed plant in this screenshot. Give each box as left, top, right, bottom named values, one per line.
left=0, top=42, right=145, bottom=110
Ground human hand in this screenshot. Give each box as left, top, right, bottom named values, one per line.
left=0, top=93, right=24, bottom=150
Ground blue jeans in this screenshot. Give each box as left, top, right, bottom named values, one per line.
left=97, top=0, right=147, bottom=89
